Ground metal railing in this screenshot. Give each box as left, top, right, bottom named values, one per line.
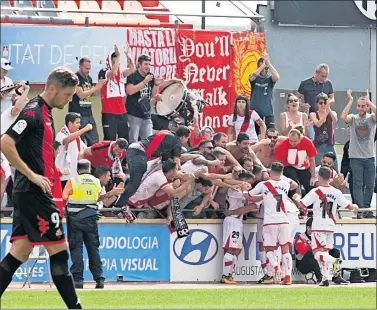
left=1, top=6, right=264, bottom=22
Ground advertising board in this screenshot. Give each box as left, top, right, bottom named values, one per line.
left=170, top=222, right=376, bottom=282
left=1, top=223, right=170, bottom=282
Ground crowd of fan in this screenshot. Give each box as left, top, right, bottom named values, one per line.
left=1, top=49, right=376, bottom=220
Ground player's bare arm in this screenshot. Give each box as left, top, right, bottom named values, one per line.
left=175, top=171, right=196, bottom=181
left=250, top=138, right=271, bottom=153
left=344, top=203, right=359, bottom=213
left=193, top=192, right=212, bottom=216
left=161, top=175, right=195, bottom=197
left=180, top=153, right=201, bottom=163
left=98, top=182, right=124, bottom=204
left=201, top=171, right=233, bottom=181
left=225, top=202, right=258, bottom=216
left=1, top=134, right=51, bottom=193
left=192, top=155, right=220, bottom=167
left=246, top=194, right=264, bottom=203
left=218, top=146, right=242, bottom=168
left=212, top=179, right=241, bottom=191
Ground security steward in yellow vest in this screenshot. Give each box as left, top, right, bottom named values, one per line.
left=62, top=159, right=104, bottom=289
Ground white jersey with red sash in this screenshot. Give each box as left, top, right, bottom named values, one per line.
left=301, top=185, right=350, bottom=232
left=223, top=188, right=245, bottom=250
left=249, top=179, right=290, bottom=226
left=55, top=125, right=87, bottom=181
left=226, top=188, right=245, bottom=221
left=128, top=170, right=170, bottom=209
left=228, top=109, right=260, bottom=142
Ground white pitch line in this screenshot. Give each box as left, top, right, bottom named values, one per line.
left=6, top=282, right=376, bottom=291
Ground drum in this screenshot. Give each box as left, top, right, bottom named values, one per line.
left=156, top=81, right=206, bottom=125
left=156, top=82, right=187, bottom=117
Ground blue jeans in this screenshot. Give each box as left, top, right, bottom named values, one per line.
left=315, top=144, right=338, bottom=172
left=307, top=124, right=315, bottom=141
left=127, top=115, right=153, bottom=143
left=350, top=157, right=376, bottom=208
left=80, top=116, right=99, bottom=146
left=116, top=148, right=147, bottom=206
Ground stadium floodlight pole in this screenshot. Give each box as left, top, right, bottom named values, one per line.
left=0, top=6, right=265, bottom=24
left=202, top=0, right=206, bottom=30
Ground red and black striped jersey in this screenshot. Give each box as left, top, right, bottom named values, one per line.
left=140, top=130, right=182, bottom=161
left=5, top=96, right=56, bottom=192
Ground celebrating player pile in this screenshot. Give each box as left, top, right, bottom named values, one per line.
left=223, top=163, right=303, bottom=285
left=222, top=161, right=359, bottom=286
left=297, top=166, right=358, bottom=286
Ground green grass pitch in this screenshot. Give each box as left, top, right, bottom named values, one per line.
left=1, top=287, right=376, bottom=309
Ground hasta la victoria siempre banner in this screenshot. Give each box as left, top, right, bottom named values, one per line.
left=0, top=223, right=170, bottom=282
left=126, top=28, right=177, bottom=80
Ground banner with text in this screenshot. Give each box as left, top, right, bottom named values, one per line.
left=0, top=224, right=170, bottom=282
left=0, top=26, right=175, bottom=83
left=0, top=25, right=130, bottom=83
left=170, top=223, right=376, bottom=282
left=126, top=28, right=177, bottom=80
left=176, top=30, right=232, bottom=132
left=230, top=31, right=266, bottom=103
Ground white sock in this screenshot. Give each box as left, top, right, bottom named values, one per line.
left=232, top=255, right=238, bottom=276
left=274, top=249, right=282, bottom=274
left=266, top=259, right=273, bottom=276
left=266, top=251, right=278, bottom=273
left=282, top=253, right=293, bottom=278
left=260, top=251, right=268, bottom=275
left=314, top=251, right=335, bottom=281
left=223, top=253, right=233, bottom=276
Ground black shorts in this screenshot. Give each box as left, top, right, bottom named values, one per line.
left=10, top=191, right=66, bottom=246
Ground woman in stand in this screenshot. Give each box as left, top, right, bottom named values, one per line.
left=279, top=93, right=309, bottom=136
left=310, top=92, right=338, bottom=170
left=227, top=95, right=266, bottom=143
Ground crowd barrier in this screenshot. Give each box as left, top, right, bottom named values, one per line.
left=0, top=218, right=375, bottom=283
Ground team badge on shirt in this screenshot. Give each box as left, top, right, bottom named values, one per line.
left=12, top=120, right=27, bottom=134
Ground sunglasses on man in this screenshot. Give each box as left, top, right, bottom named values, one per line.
left=267, top=135, right=278, bottom=140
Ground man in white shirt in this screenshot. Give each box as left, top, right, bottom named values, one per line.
left=248, top=162, right=298, bottom=285
left=127, top=159, right=195, bottom=219
left=299, top=166, right=358, bottom=287
left=0, top=58, right=14, bottom=115
left=54, top=113, right=91, bottom=188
